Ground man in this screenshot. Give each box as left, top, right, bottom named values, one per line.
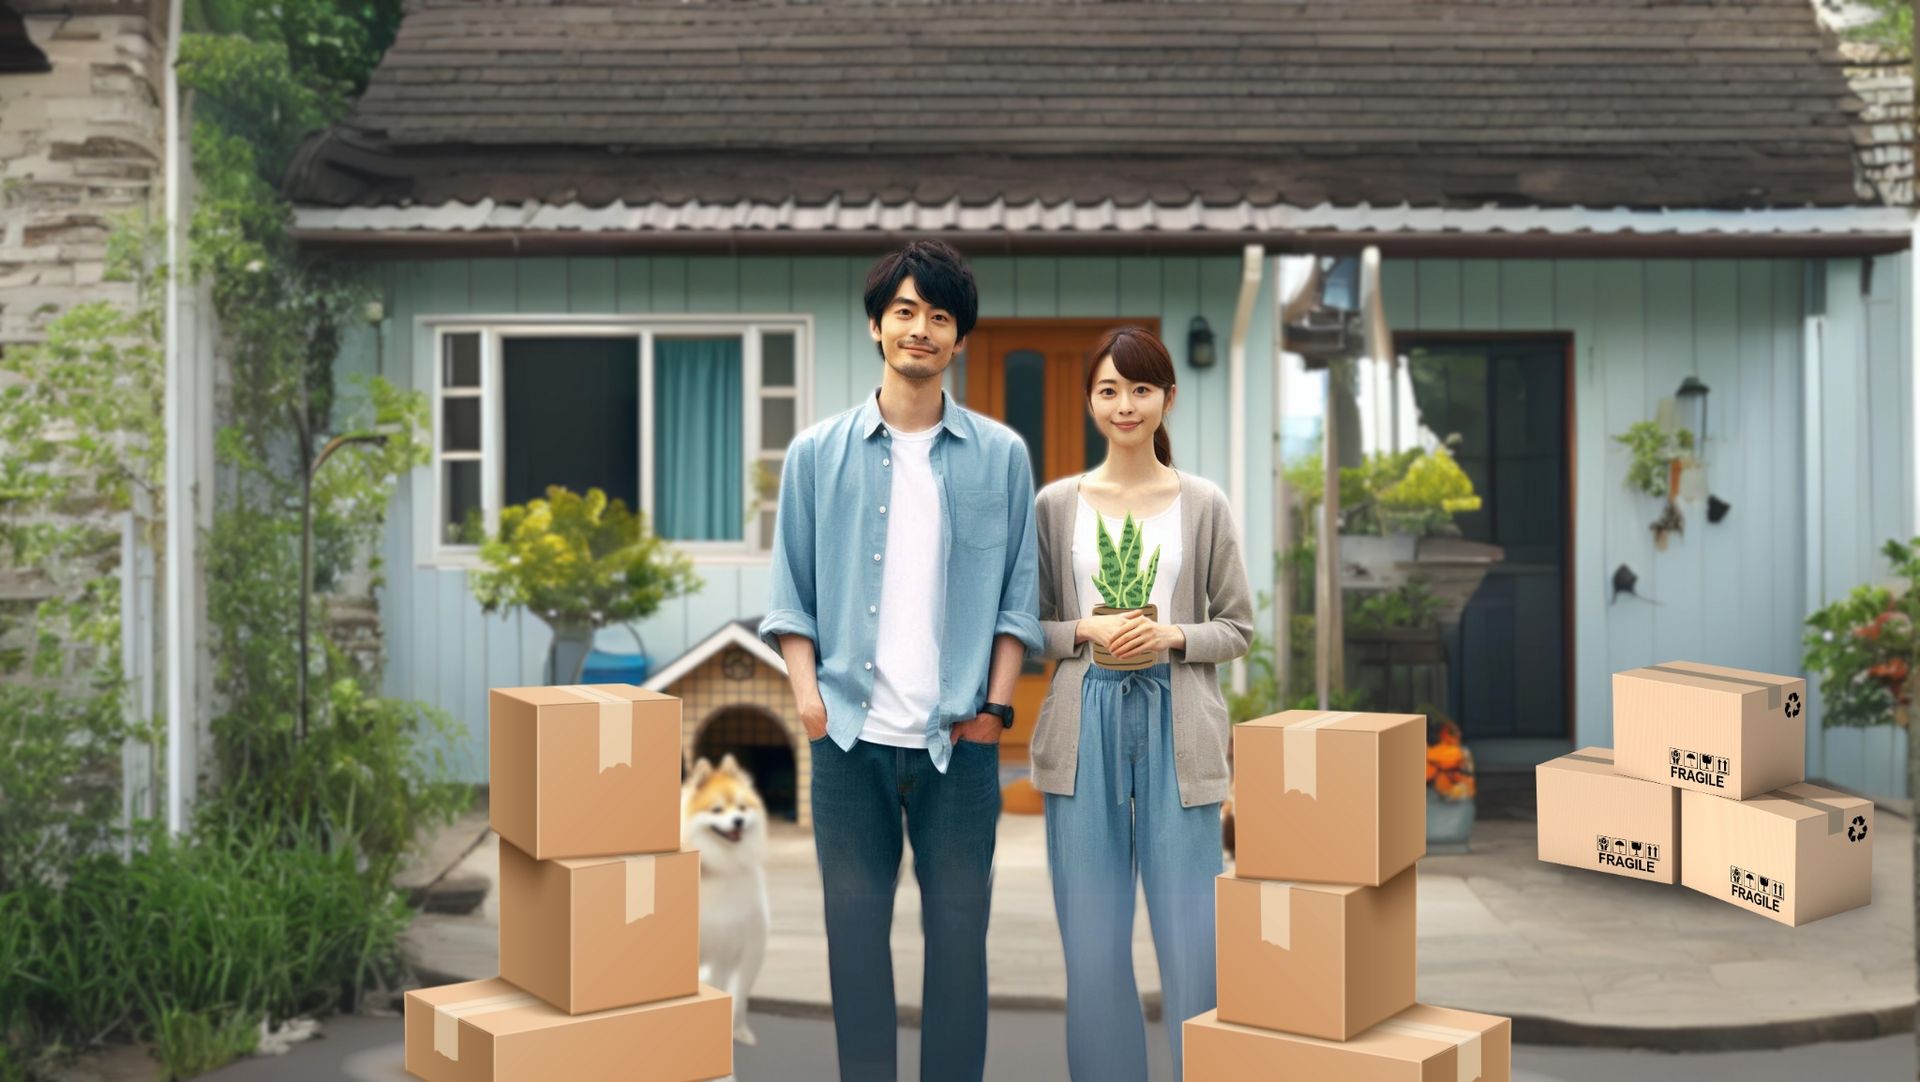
left=760, top=239, right=1042, bottom=1082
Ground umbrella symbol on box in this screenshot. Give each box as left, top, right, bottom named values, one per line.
left=1613, top=839, right=1629, bottom=855
left=1744, top=872, right=1757, bottom=887
left=1685, top=752, right=1699, bottom=770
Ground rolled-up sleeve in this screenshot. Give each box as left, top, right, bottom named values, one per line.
left=1173, top=489, right=1255, bottom=666
left=994, top=442, right=1045, bottom=657
left=758, top=434, right=819, bottom=654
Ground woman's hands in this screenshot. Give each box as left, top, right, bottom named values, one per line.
left=1078, top=610, right=1186, bottom=660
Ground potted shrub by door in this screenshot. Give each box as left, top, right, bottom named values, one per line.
left=1424, top=711, right=1478, bottom=853
left=1090, top=512, right=1162, bottom=671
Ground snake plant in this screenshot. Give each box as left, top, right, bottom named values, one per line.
left=1092, top=513, right=1162, bottom=609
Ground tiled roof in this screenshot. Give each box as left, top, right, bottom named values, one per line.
left=286, top=0, right=1887, bottom=213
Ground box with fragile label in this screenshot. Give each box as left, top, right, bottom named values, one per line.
left=1215, top=865, right=1416, bottom=1041
left=499, top=842, right=700, bottom=1014
left=1232, top=710, right=1426, bottom=886
left=1679, top=783, right=1873, bottom=926
left=1185, top=1002, right=1511, bottom=1082
left=403, top=977, right=731, bottom=1082
left=1612, top=661, right=1806, bottom=800
left=490, top=684, right=682, bottom=860
left=1535, top=747, right=1679, bottom=884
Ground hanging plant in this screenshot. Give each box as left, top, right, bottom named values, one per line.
left=1612, top=421, right=1696, bottom=550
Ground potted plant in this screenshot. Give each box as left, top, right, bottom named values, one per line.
left=1612, top=420, right=1696, bottom=551
left=466, top=485, right=701, bottom=684
left=1090, top=512, right=1162, bottom=671
left=1292, top=445, right=1501, bottom=625
left=1423, top=707, right=1477, bottom=853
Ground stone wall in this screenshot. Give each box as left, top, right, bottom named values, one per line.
left=0, top=1, right=167, bottom=683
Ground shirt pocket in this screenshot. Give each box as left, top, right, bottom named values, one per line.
left=953, top=488, right=1009, bottom=551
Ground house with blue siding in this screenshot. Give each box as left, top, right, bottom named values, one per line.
left=286, top=0, right=1916, bottom=801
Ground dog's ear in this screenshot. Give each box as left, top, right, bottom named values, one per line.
left=718, top=752, right=742, bottom=777
left=687, top=757, right=713, bottom=788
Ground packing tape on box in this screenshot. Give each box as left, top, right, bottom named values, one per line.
left=560, top=684, right=634, bottom=771
left=623, top=854, right=656, bottom=922
left=433, top=990, right=541, bottom=1061
left=1767, top=792, right=1852, bottom=835
left=1372, top=1017, right=1484, bottom=1082
left=1642, top=664, right=1785, bottom=711
left=1283, top=711, right=1360, bottom=798
left=1258, top=880, right=1296, bottom=950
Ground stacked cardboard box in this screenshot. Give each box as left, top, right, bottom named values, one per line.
left=1186, top=710, right=1514, bottom=1081
left=404, top=684, right=733, bottom=1081
left=1535, top=661, right=1873, bottom=927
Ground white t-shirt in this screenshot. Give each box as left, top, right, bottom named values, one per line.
left=861, top=423, right=946, bottom=748
left=1072, top=492, right=1183, bottom=637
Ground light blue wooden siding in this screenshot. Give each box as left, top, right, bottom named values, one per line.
left=366, top=251, right=1911, bottom=797
left=1809, top=253, right=1913, bottom=799
left=1383, top=256, right=1913, bottom=799
left=370, top=254, right=1267, bottom=782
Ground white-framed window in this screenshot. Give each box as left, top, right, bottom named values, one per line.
left=423, top=316, right=812, bottom=568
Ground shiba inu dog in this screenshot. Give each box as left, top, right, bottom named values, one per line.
left=681, top=753, right=771, bottom=1048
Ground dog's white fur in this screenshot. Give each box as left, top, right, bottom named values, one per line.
left=681, top=753, right=771, bottom=1052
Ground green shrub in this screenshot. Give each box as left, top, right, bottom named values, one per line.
left=0, top=818, right=415, bottom=1079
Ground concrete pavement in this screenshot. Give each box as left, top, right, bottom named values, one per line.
left=404, top=799, right=1915, bottom=1050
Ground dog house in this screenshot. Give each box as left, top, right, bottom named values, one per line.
left=642, top=617, right=813, bottom=828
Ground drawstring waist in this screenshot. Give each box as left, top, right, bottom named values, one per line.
left=1084, top=663, right=1172, bottom=805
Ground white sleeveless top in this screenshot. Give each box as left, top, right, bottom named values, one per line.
left=1071, top=492, right=1183, bottom=621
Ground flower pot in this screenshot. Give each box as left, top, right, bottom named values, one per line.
left=1426, top=787, right=1476, bottom=854
left=1092, top=604, right=1159, bottom=671
left=545, top=619, right=597, bottom=685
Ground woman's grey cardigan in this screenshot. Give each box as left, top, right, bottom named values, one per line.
left=1028, top=470, right=1255, bottom=808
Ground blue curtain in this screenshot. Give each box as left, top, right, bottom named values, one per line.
left=654, top=338, right=742, bottom=540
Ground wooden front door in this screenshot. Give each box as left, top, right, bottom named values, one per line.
left=962, top=318, right=1158, bottom=760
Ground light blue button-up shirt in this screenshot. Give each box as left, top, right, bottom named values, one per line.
left=759, top=387, right=1043, bottom=773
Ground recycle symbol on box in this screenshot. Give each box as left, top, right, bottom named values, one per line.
left=1848, top=815, right=1869, bottom=843
left=1784, top=692, right=1802, bottom=719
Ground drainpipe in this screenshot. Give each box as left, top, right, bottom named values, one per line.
left=1227, top=244, right=1264, bottom=696
left=163, top=0, right=189, bottom=836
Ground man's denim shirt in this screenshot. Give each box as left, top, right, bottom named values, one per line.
left=759, top=387, right=1043, bottom=774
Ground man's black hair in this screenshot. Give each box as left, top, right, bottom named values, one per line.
left=863, top=239, right=979, bottom=347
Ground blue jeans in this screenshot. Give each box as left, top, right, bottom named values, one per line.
left=809, top=734, right=1001, bottom=1082
left=1044, top=664, right=1221, bottom=1082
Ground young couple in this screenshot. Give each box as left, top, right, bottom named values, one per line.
left=759, top=240, right=1253, bottom=1082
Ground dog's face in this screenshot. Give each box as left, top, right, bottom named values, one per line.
left=682, top=754, right=769, bottom=863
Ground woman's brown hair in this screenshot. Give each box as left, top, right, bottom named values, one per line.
left=1086, top=326, right=1176, bottom=468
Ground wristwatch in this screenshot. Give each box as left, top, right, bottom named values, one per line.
left=980, top=702, right=1016, bottom=729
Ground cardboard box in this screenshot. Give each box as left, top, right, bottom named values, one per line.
left=1679, top=783, right=1873, bottom=926
left=1612, top=661, right=1806, bottom=800
left=1231, top=710, right=1426, bottom=886
left=403, top=977, right=731, bottom=1082
left=499, top=842, right=700, bottom=1014
left=1185, top=1002, right=1511, bottom=1082
left=490, top=684, right=681, bottom=860
left=1535, top=747, right=1679, bottom=884
left=1215, top=865, right=1416, bottom=1040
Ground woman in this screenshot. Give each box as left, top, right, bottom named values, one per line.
left=1029, top=326, right=1255, bottom=1081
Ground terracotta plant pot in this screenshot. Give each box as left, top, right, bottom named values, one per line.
left=1092, top=603, right=1159, bottom=671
